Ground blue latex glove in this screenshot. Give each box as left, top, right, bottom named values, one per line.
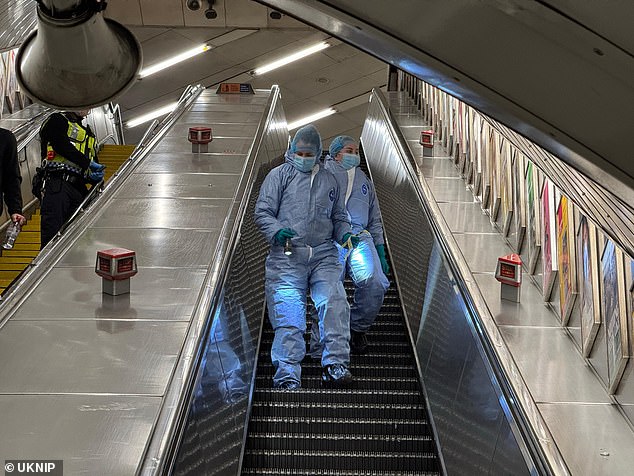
left=376, top=244, right=390, bottom=275
left=88, top=169, right=105, bottom=182
left=274, top=228, right=296, bottom=246
left=89, top=161, right=106, bottom=172
left=342, top=232, right=360, bottom=248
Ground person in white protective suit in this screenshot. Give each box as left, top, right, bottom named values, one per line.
left=254, top=125, right=360, bottom=390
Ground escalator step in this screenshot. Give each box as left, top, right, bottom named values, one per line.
left=242, top=449, right=438, bottom=472
left=7, top=242, right=39, bottom=251
left=256, top=363, right=418, bottom=380
left=254, top=388, right=422, bottom=405
left=1, top=250, right=38, bottom=257
left=242, top=235, right=440, bottom=474
left=0, top=271, right=21, bottom=281
left=242, top=470, right=439, bottom=476
left=0, top=263, right=29, bottom=271
left=245, top=432, right=435, bottom=453
left=260, top=339, right=411, bottom=352
left=251, top=401, right=426, bottom=420
left=255, top=375, right=420, bottom=391
left=261, top=331, right=410, bottom=346
left=14, top=231, right=39, bottom=243
left=259, top=351, right=414, bottom=366
left=0, top=256, right=35, bottom=264
left=290, top=320, right=404, bottom=331
left=248, top=416, right=431, bottom=436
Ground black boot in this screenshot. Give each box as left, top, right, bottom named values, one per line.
left=321, top=364, right=354, bottom=388
left=350, top=330, right=368, bottom=354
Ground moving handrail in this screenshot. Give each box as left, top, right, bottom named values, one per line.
left=139, top=85, right=283, bottom=475
left=8, top=108, right=51, bottom=151
left=368, top=87, right=569, bottom=475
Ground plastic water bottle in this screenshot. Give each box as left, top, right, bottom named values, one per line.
left=2, top=221, right=20, bottom=250
left=284, top=237, right=292, bottom=256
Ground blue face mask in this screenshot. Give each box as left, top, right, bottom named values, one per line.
left=291, top=154, right=317, bottom=173
left=340, top=153, right=360, bottom=170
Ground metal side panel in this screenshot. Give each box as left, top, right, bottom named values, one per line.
left=0, top=395, right=160, bottom=476
left=0, top=87, right=276, bottom=474
left=371, top=89, right=634, bottom=475
left=361, top=89, right=551, bottom=475
left=169, top=92, right=289, bottom=476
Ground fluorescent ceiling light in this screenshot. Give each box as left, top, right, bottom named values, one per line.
left=126, top=103, right=178, bottom=128
left=287, top=108, right=336, bottom=130
left=139, top=44, right=211, bottom=78
left=253, top=41, right=329, bottom=75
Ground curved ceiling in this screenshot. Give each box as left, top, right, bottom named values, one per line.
left=256, top=0, right=634, bottom=207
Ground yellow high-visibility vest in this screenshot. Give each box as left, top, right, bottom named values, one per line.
left=45, top=118, right=96, bottom=169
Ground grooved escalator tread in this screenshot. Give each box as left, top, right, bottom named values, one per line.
left=253, top=388, right=423, bottom=404
left=245, top=432, right=436, bottom=452
left=254, top=374, right=421, bottom=391
left=243, top=449, right=438, bottom=472
left=243, top=275, right=440, bottom=474
left=256, top=362, right=419, bottom=379
left=242, top=469, right=439, bottom=476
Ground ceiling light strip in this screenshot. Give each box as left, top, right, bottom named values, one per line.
left=139, top=44, right=211, bottom=79
left=253, top=41, right=330, bottom=75
left=287, top=107, right=337, bottom=130
left=126, top=102, right=178, bottom=128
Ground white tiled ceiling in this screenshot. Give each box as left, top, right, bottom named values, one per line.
left=120, top=26, right=387, bottom=146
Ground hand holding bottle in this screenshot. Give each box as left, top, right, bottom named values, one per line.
left=3, top=220, right=21, bottom=250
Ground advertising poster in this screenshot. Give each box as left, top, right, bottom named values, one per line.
left=455, top=101, right=464, bottom=165
left=541, top=180, right=558, bottom=300
left=577, top=216, right=601, bottom=356
left=557, top=196, right=577, bottom=324
left=4, top=50, right=15, bottom=112
left=500, top=141, right=513, bottom=236
left=479, top=121, right=490, bottom=208
left=459, top=105, right=468, bottom=174
left=0, top=52, right=6, bottom=115
left=466, top=109, right=476, bottom=184
left=489, top=131, right=501, bottom=222
left=512, top=152, right=526, bottom=253
left=470, top=114, right=480, bottom=192
left=525, top=162, right=541, bottom=274
left=601, top=240, right=628, bottom=394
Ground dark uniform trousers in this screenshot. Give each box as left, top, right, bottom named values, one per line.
left=40, top=173, right=87, bottom=248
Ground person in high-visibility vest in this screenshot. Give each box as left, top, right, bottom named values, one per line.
left=39, top=110, right=105, bottom=248
left=0, top=128, right=27, bottom=228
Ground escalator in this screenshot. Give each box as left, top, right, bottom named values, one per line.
left=0, top=210, right=39, bottom=293
left=242, top=277, right=441, bottom=475
left=98, top=144, right=137, bottom=182
left=168, top=87, right=543, bottom=476
left=241, top=151, right=441, bottom=475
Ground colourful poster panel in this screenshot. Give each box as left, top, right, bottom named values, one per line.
left=577, top=216, right=601, bottom=356
left=541, top=180, right=558, bottom=300
left=525, top=162, right=541, bottom=274
left=557, top=196, right=577, bottom=323
left=601, top=240, right=628, bottom=394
